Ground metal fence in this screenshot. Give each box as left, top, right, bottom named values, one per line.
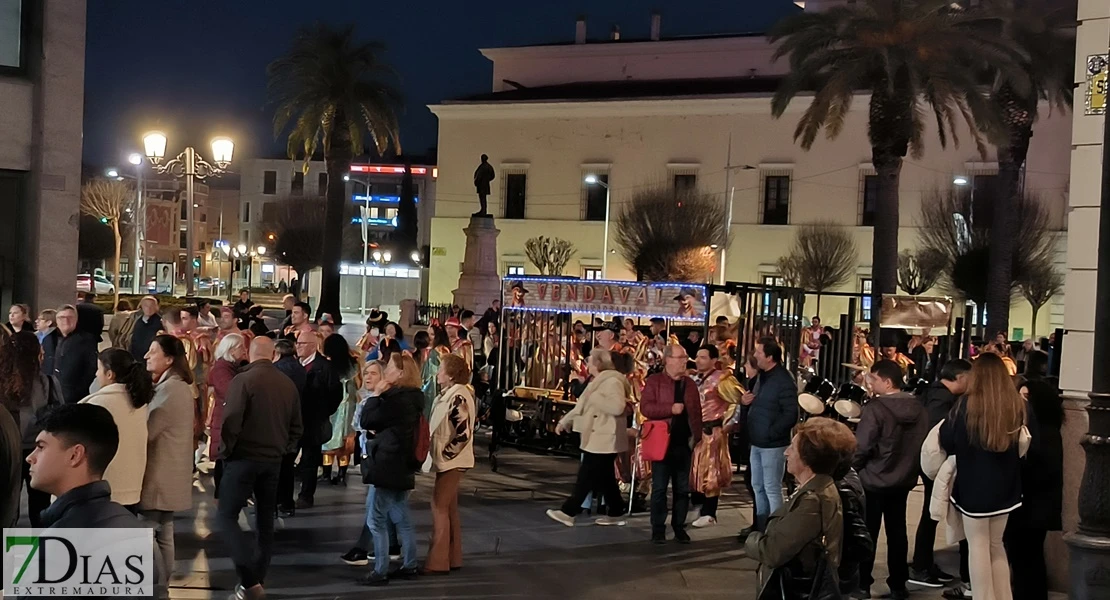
left=412, top=302, right=454, bottom=327
left=710, top=282, right=807, bottom=375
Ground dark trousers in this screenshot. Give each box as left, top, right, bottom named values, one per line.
left=213, top=459, right=225, bottom=500
left=1003, top=519, right=1048, bottom=600
left=21, top=449, right=51, bottom=527
left=561, top=452, right=625, bottom=517
left=912, top=472, right=938, bottom=571
left=650, top=444, right=691, bottom=535
left=297, top=440, right=322, bottom=501
left=860, top=486, right=912, bottom=593
left=701, top=496, right=719, bottom=519
left=277, top=452, right=297, bottom=510
left=216, top=460, right=280, bottom=589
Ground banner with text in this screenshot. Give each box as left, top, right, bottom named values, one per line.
left=502, top=277, right=707, bottom=321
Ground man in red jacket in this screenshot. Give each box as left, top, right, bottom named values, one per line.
left=639, top=343, right=702, bottom=544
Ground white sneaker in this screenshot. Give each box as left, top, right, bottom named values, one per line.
left=692, top=515, right=717, bottom=528
left=546, top=509, right=575, bottom=527
left=595, top=516, right=627, bottom=526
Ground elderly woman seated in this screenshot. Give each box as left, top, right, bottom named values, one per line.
left=745, top=417, right=858, bottom=599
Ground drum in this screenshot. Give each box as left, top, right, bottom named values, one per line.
left=905, top=378, right=930, bottom=395
left=798, top=377, right=836, bottom=416
left=833, top=383, right=868, bottom=419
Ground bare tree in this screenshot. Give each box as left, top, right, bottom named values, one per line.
left=898, top=248, right=946, bottom=295
left=1018, top=258, right=1064, bottom=337
left=81, top=178, right=134, bottom=309
left=917, top=185, right=1056, bottom=330
left=614, top=186, right=728, bottom=282
left=776, top=254, right=802, bottom=288
left=780, top=221, right=857, bottom=316
left=524, top=236, right=577, bottom=276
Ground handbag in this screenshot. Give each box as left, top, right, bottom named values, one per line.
left=640, top=420, right=670, bottom=462
left=758, top=490, right=843, bottom=600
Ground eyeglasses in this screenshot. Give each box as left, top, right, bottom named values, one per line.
left=295, top=341, right=314, bottom=346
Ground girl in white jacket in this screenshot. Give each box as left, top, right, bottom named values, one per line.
left=79, top=348, right=153, bottom=507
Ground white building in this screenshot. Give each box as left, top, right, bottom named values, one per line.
left=427, top=13, right=1071, bottom=337
left=0, top=0, right=85, bottom=310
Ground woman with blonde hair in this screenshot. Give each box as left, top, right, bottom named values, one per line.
left=207, top=332, right=246, bottom=498
left=939, top=352, right=1035, bottom=600
left=425, top=353, right=476, bottom=575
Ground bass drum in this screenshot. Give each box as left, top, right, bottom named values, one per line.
left=798, top=377, right=836, bottom=416
left=833, top=383, right=868, bottom=420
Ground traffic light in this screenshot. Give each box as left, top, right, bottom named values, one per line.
left=192, top=258, right=200, bottom=268
left=99, top=217, right=108, bottom=224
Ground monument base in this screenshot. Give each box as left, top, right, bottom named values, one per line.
left=452, top=215, right=502, bottom=312
left=1065, top=531, right=1110, bottom=599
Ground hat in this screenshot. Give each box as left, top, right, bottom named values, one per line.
left=510, top=281, right=530, bottom=294
left=444, top=317, right=463, bottom=328
left=592, top=319, right=621, bottom=334
left=673, top=287, right=700, bottom=301
left=366, top=309, right=387, bottom=326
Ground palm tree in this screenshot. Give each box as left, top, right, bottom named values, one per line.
left=268, top=24, right=402, bottom=323
left=981, top=0, right=1073, bottom=339
left=769, top=0, right=1020, bottom=331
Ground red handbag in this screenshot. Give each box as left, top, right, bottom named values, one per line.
left=640, top=420, right=671, bottom=462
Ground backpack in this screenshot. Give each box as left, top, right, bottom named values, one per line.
left=413, top=413, right=431, bottom=467
left=116, top=311, right=139, bottom=350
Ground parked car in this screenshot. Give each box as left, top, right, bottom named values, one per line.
left=76, top=273, right=115, bottom=295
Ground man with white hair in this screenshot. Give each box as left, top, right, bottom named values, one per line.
left=128, top=295, right=163, bottom=361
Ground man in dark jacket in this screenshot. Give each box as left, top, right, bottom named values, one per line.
left=22, top=404, right=164, bottom=597
left=217, top=337, right=303, bottom=600
left=356, top=383, right=423, bottom=585
left=853, top=360, right=928, bottom=600
left=273, top=339, right=306, bottom=516
left=639, top=344, right=702, bottom=544
left=128, top=296, right=163, bottom=362
left=295, top=329, right=342, bottom=508
left=730, top=336, right=796, bottom=534
left=909, top=359, right=970, bottom=587
left=53, top=305, right=99, bottom=404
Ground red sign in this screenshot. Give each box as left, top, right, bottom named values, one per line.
left=502, top=277, right=707, bottom=321
left=144, top=203, right=175, bottom=245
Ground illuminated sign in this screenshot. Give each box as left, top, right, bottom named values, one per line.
left=351, top=216, right=398, bottom=227
left=1088, top=55, right=1108, bottom=115
left=351, top=195, right=419, bottom=204
left=350, top=164, right=429, bottom=175
left=501, top=277, right=707, bottom=321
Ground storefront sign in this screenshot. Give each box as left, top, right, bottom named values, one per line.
left=1086, top=54, right=1108, bottom=115
left=502, top=277, right=707, bottom=321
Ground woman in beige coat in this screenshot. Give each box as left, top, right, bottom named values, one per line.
left=424, top=353, right=477, bottom=575
left=79, top=349, right=153, bottom=507
left=141, top=334, right=196, bottom=590
left=546, top=348, right=631, bottom=527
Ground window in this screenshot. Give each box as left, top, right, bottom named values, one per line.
left=291, top=172, right=304, bottom=196
left=180, top=202, right=187, bottom=220
left=242, top=202, right=250, bottom=224
left=584, top=174, right=608, bottom=221
left=763, top=175, right=790, bottom=225
left=674, top=173, right=697, bottom=194
left=584, top=268, right=602, bottom=280
left=763, top=274, right=786, bottom=287
left=861, top=175, right=878, bottom=226
left=860, top=278, right=873, bottom=322
left=369, top=207, right=379, bottom=219
left=263, top=171, right=277, bottom=195
left=261, top=202, right=278, bottom=222
left=0, top=0, right=26, bottom=71
left=507, top=265, right=525, bottom=276
left=178, top=229, right=187, bottom=249
left=505, top=173, right=527, bottom=219
left=317, top=172, right=328, bottom=195
left=385, top=208, right=397, bottom=220
left=761, top=274, right=787, bottom=316
left=377, top=183, right=400, bottom=196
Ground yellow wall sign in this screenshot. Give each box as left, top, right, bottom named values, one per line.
left=1086, top=54, right=1108, bottom=115
left=432, top=247, right=447, bottom=256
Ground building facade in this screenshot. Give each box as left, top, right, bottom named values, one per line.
left=0, top=0, right=85, bottom=311
left=427, top=16, right=1071, bottom=338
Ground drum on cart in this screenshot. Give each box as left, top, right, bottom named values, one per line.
left=798, top=377, right=837, bottom=416
left=833, top=383, right=868, bottom=422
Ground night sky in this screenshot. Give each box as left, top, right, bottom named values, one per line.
left=83, top=0, right=799, bottom=168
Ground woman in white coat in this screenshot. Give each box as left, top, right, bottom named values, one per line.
left=79, top=349, right=153, bottom=507
left=141, top=334, right=196, bottom=591
left=546, top=348, right=631, bottom=527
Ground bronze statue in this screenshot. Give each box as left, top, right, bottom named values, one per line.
left=473, top=154, right=495, bottom=217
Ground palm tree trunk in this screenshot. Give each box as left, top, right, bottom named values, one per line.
left=1030, top=303, right=1039, bottom=338
left=112, top=224, right=122, bottom=312
left=815, top=293, right=822, bottom=321
left=985, top=86, right=1035, bottom=341
left=319, top=110, right=353, bottom=325
left=870, top=158, right=902, bottom=335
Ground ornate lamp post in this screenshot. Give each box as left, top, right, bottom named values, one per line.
left=142, top=132, right=233, bottom=296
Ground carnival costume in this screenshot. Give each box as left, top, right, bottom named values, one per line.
left=691, top=368, right=742, bottom=498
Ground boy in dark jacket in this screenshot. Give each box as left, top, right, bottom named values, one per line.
left=853, top=360, right=928, bottom=600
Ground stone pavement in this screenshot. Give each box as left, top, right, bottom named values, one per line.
left=156, top=442, right=989, bottom=600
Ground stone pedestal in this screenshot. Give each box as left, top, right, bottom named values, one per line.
left=453, top=216, right=502, bottom=312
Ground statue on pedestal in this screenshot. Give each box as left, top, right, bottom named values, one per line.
left=473, top=154, right=495, bottom=217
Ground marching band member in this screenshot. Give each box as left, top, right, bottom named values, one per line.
left=691, top=345, right=742, bottom=528
left=444, top=317, right=473, bottom=370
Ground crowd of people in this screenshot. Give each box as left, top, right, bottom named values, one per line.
left=0, top=292, right=1066, bottom=600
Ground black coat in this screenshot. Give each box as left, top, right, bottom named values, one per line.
left=918, top=380, right=958, bottom=430
left=301, top=355, right=343, bottom=445
left=274, top=355, right=307, bottom=396
left=128, top=313, right=163, bottom=362
left=1011, top=381, right=1063, bottom=531
left=76, top=301, right=105, bottom=339
left=40, top=328, right=60, bottom=376
left=836, top=468, right=873, bottom=595
left=359, top=386, right=423, bottom=490
left=54, top=330, right=99, bottom=404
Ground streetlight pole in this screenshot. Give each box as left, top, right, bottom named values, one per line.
left=142, top=132, right=234, bottom=297
left=129, top=153, right=145, bottom=294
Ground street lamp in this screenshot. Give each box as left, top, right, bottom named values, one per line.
left=584, top=174, right=611, bottom=278
left=143, top=131, right=233, bottom=296
left=105, top=168, right=121, bottom=179
left=953, top=175, right=969, bottom=186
